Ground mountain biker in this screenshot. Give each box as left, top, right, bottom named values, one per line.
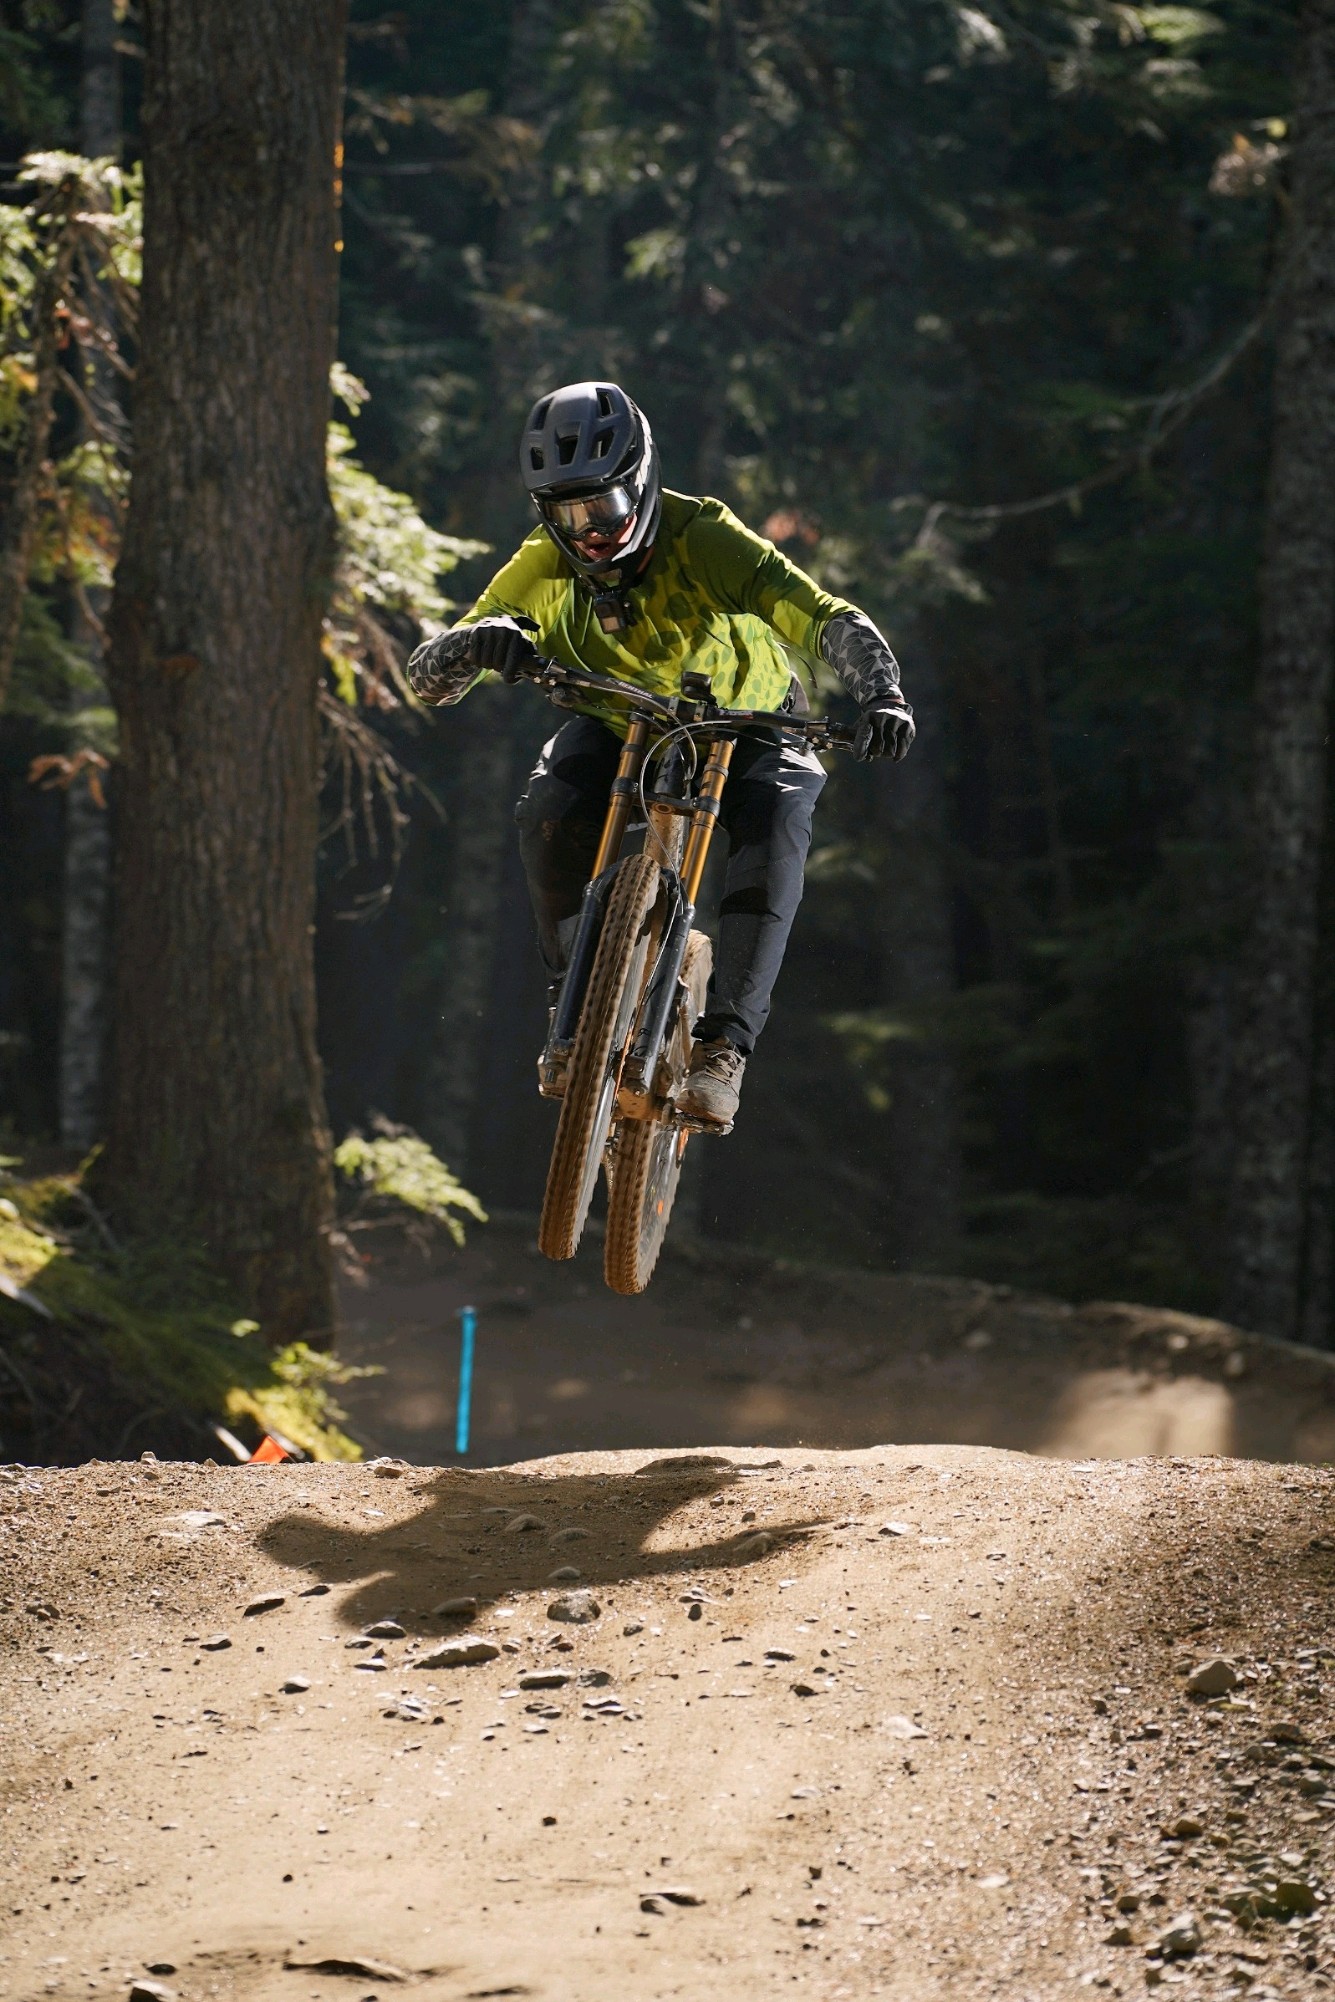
left=407, top=380, right=913, bottom=1130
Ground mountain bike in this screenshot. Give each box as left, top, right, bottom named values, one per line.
left=511, top=654, right=856, bottom=1295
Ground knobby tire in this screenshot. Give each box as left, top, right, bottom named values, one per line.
left=604, top=928, right=712, bottom=1295
left=538, top=852, right=660, bottom=1262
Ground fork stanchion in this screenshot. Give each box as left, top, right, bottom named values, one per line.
left=455, top=1304, right=477, bottom=1456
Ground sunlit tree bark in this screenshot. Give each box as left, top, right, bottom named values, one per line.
left=103, top=0, right=347, bottom=1339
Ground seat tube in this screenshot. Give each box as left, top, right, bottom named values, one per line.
left=591, top=714, right=650, bottom=878
left=680, top=736, right=735, bottom=902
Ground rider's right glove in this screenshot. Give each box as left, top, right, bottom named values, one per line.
left=406, top=616, right=539, bottom=705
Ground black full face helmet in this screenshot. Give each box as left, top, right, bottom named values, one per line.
left=519, top=381, right=662, bottom=580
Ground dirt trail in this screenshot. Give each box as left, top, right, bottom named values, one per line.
left=336, top=1219, right=1335, bottom=1467
left=2, top=1445, right=1332, bottom=2001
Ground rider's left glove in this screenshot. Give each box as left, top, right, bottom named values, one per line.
left=407, top=616, right=538, bottom=705
left=853, top=702, right=916, bottom=763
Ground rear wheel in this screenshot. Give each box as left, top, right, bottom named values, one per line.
left=538, top=853, right=659, bottom=1262
left=604, top=928, right=712, bottom=1295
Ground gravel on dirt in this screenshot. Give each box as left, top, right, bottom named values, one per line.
left=1, top=1444, right=1332, bottom=2000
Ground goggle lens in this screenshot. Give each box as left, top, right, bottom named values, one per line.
left=543, top=484, right=637, bottom=536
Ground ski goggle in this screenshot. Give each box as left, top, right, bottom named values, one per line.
left=540, top=482, right=639, bottom=539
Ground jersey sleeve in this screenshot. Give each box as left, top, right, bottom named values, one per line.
left=456, top=527, right=568, bottom=639
left=685, top=501, right=857, bottom=657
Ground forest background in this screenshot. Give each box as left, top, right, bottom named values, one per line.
left=1, top=0, right=1329, bottom=1356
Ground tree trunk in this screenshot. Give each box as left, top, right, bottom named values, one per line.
left=1225, top=0, right=1335, bottom=1339
left=875, top=638, right=961, bottom=1266
left=103, top=0, right=346, bottom=1341
left=423, top=0, right=558, bottom=1176
left=58, top=0, right=120, bottom=1153
left=81, top=0, right=120, bottom=155
left=423, top=682, right=524, bottom=1171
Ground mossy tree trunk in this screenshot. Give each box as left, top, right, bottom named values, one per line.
left=58, top=0, right=121, bottom=1153
left=103, top=0, right=347, bottom=1341
left=1225, top=0, right=1335, bottom=1339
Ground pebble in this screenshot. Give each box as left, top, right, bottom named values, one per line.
left=178, top=1511, right=226, bottom=1529
left=200, top=1635, right=231, bottom=1651
left=280, top=1674, right=311, bottom=1694
left=579, top=1669, right=613, bottom=1687
left=415, top=1637, right=501, bottom=1669
left=635, top=1455, right=734, bottom=1476
left=1186, top=1658, right=1237, bottom=1697
left=765, top=1648, right=796, bottom=1662
left=880, top=1523, right=911, bottom=1537
left=518, top=1670, right=572, bottom=1690
left=1158, top=1912, right=1202, bottom=1956
left=365, top=1620, right=405, bottom=1639
left=550, top=1527, right=589, bottom=1543
left=548, top=1566, right=582, bottom=1583
left=243, top=1593, right=286, bottom=1618
left=1104, top=1923, right=1135, bottom=1947
left=882, top=1715, right=928, bottom=1740
left=623, top=1621, right=645, bottom=1637
left=433, top=1596, right=479, bottom=1618
left=548, top=1591, right=600, bottom=1625
left=128, top=1982, right=175, bottom=2002
left=642, top=1885, right=705, bottom=1907
left=733, top=1533, right=773, bottom=1558
left=505, top=1514, right=546, bottom=1534
left=384, top=1697, right=428, bottom=1722
left=285, top=1952, right=407, bottom=1981
left=1166, top=1814, right=1204, bottom=1839
left=791, top=1682, right=818, bottom=1698
left=298, top=1584, right=330, bottom=1598
left=1274, top=1878, right=1317, bottom=1916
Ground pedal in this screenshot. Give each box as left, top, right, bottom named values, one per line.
left=671, top=1108, right=734, bottom=1138
left=537, top=1044, right=570, bottom=1099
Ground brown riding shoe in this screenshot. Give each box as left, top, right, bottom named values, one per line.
left=674, top=1037, right=746, bottom=1131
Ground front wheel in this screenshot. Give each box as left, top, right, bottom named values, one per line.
left=603, top=928, right=712, bottom=1295
left=538, top=852, right=659, bottom=1262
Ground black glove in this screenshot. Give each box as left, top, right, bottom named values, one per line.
left=854, top=702, right=916, bottom=763
left=407, top=616, right=539, bottom=705
left=820, top=609, right=915, bottom=763
left=467, top=615, right=540, bottom=682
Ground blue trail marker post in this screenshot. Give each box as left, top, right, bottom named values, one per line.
left=455, top=1304, right=477, bottom=1456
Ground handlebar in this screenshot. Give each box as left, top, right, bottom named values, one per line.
left=512, top=653, right=859, bottom=754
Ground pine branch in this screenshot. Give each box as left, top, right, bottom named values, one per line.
left=899, top=312, right=1269, bottom=547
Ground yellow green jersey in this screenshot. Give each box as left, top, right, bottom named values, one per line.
left=458, top=489, right=857, bottom=736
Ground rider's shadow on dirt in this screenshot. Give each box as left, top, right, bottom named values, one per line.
left=257, top=1456, right=828, bottom=1633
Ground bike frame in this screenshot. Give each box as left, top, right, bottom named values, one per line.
left=520, top=656, right=856, bottom=1117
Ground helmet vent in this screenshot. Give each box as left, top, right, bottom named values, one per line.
left=557, top=432, right=579, bottom=466
left=529, top=446, right=545, bottom=471
left=596, top=388, right=614, bottom=417
left=592, top=428, right=613, bottom=459
left=532, top=397, right=552, bottom=428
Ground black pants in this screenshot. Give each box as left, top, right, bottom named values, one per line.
left=515, top=714, right=826, bottom=1055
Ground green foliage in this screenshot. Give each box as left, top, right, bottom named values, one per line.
left=334, top=1125, right=487, bottom=1246
left=325, top=369, right=486, bottom=708
left=0, top=1165, right=365, bottom=1461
